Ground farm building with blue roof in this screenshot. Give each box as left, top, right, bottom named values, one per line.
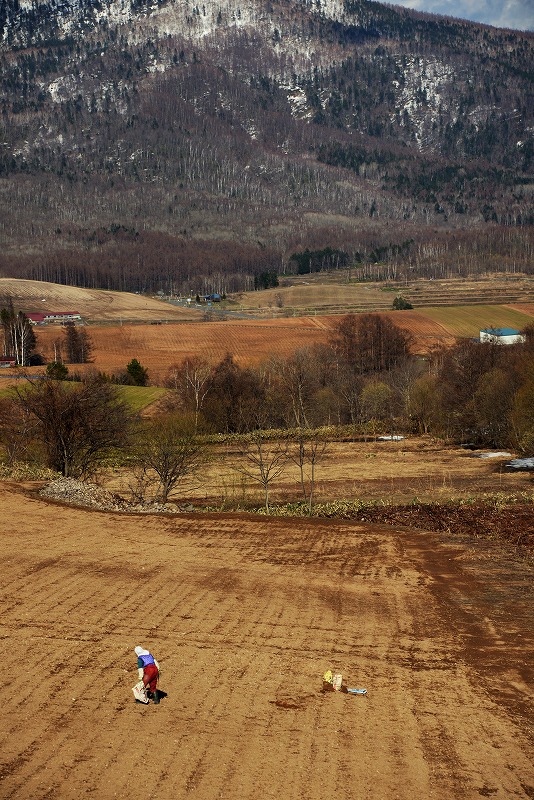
left=479, top=328, right=526, bottom=344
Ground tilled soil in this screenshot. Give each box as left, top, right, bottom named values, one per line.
left=0, top=482, right=532, bottom=800
left=358, top=502, right=534, bottom=550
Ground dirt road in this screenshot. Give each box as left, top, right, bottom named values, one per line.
left=1, top=483, right=532, bottom=799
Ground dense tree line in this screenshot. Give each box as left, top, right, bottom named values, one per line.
left=0, top=301, right=36, bottom=366
left=160, top=315, right=534, bottom=452
left=0, top=224, right=533, bottom=297
left=2, top=315, right=534, bottom=505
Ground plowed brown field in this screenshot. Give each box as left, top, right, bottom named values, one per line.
left=510, top=303, right=534, bottom=316
left=30, top=313, right=457, bottom=383
left=1, top=481, right=532, bottom=800
left=33, top=319, right=335, bottom=380
left=4, top=277, right=534, bottom=384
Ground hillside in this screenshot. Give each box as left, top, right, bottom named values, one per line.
left=1, top=0, right=533, bottom=295
left=9, top=273, right=534, bottom=323
left=0, top=277, right=203, bottom=323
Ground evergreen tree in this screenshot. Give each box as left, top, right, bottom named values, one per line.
left=46, top=361, right=69, bottom=380
left=392, top=296, right=413, bottom=310
left=126, top=358, right=149, bottom=386
left=254, top=271, right=279, bottom=290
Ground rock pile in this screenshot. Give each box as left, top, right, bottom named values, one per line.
left=39, top=477, right=180, bottom=514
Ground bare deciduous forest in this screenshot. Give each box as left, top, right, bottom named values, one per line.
left=0, top=0, right=533, bottom=295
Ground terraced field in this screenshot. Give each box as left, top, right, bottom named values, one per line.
left=235, top=275, right=534, bottom=315
left=404, top=279, right=534, bottom=309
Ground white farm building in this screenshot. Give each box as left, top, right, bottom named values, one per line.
left=479, top=327, right=526, bottom=345
left=27, top=312, right=82, bottom=325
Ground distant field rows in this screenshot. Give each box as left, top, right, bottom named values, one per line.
left=34, top=319, right=333, bottom=380
left=25, top=304, right=534, bottom=385
left=416, top=304, right=534, bottom=338
left=0, top=278, right=201, bottom=323
left=235, top=276, right=534, bottom=314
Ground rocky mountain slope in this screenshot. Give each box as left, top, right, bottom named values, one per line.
left=1, top=0, right=533, bottom=293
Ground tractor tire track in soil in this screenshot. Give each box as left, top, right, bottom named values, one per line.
left=0, top=485, right=532, bottom=800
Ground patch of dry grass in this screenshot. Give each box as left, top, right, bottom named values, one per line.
left=100, top=437, right=531, bottom=509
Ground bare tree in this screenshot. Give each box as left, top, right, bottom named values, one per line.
left=0, top=397, right=39, bottom=466
left=12, top=375, right=134, bottom=477
left=360, top=381, right=395, bottom=425
left=407, top=375, right=441, bottom=435
left=329, top=313, right=411, bottom=375
left=473, top=368, right=514, bottom=448
left=510, top=378, right=534, bottom=454
left=1, top=301, right=37, bottom=367
left=202, top=353, right=265, bottom=433
left=132, top=413, right=207, bottom=503
left=288, top=428, right=328, bottom=514
left=270, top=348, right=319, bottom=428
left=165, top=355, right=213, bottom=430
left=234, top=432, right=288, bottom=512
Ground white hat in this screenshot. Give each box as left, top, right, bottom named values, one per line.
left=134, top=646, right=149, bottom=656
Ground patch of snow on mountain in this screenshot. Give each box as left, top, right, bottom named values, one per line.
left=146, top=0, right=261, bottom=40
left=392, top=56, right=456, bottom=149
left=46, top=75, right=79, bottom=103
left=314, top=0, right=350, bottom=22
left=94, top=0, right=133, bottom=26
left=281, top=84, right=314, bottom=120
left=242, top=120, right=259, bottom=140
left=146, top=56, right=168, bottom=73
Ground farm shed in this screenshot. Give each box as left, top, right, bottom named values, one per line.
left=479, top=327, right=526, bottom=344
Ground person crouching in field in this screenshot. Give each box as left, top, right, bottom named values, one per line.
left=135, top=646, right=160, bottom=703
